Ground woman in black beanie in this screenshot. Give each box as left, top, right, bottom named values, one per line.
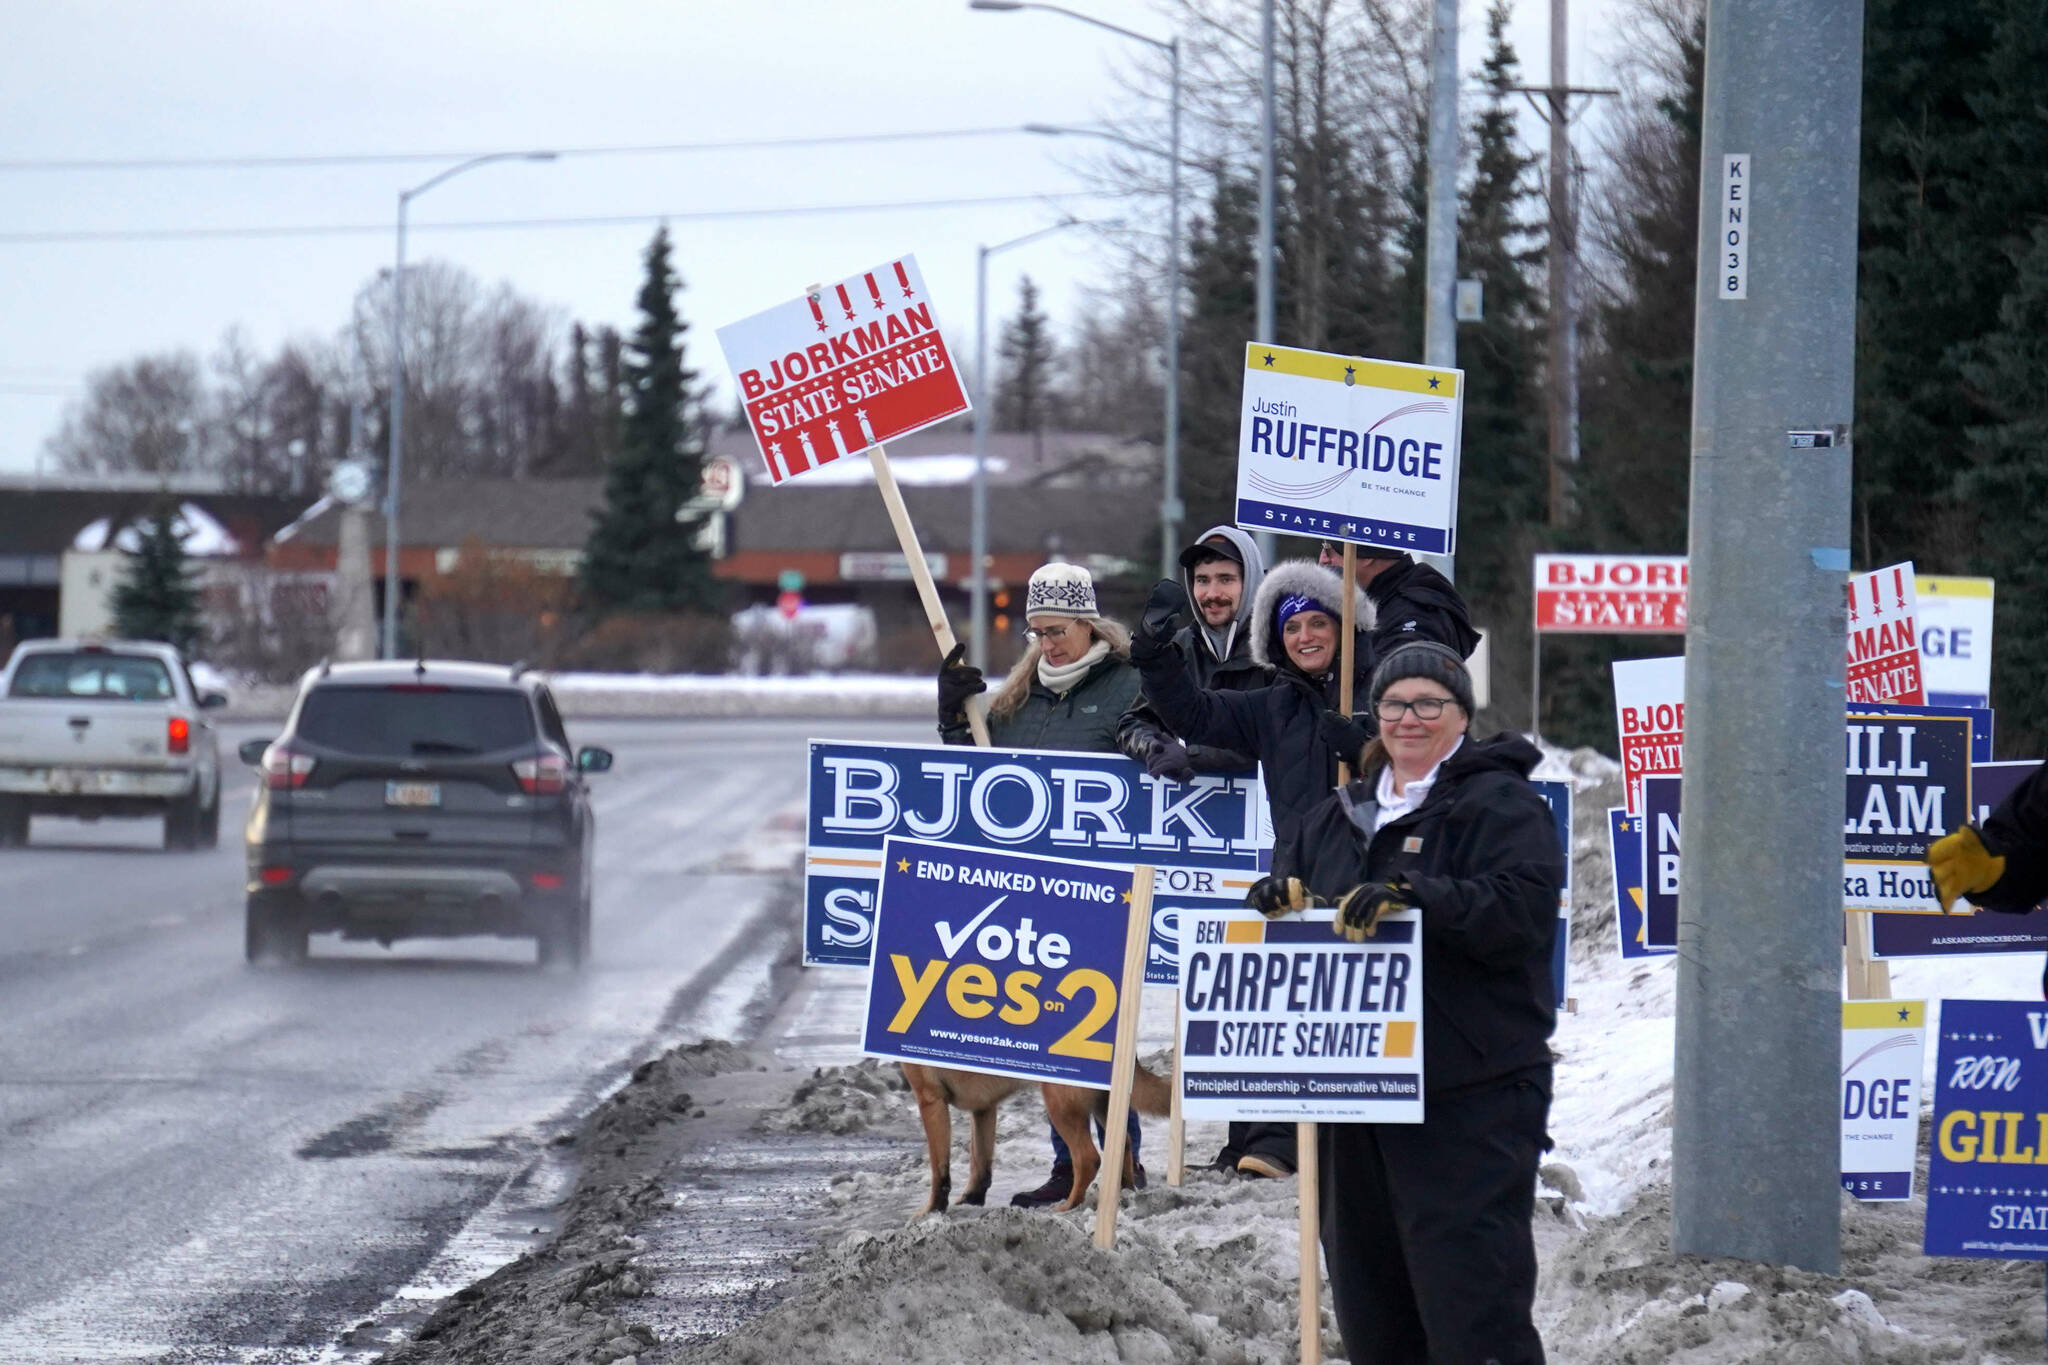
left=1252, top=640, right=1563, bottom=1365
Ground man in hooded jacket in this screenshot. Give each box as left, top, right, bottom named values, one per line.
left=1118, top=527, right=1295, bottom=1177
left=1117, top=526, right=1272, bottom=780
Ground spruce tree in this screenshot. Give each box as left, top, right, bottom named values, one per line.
left=1453, top=2, right=1549, bottom=602
left=581, top=228, right=716, bottom=613
left=111, top=506, right=202, bottom=653
left=1178, top=173, right=1261, bottom=536
left=996, top=276, right=1057, bottom=456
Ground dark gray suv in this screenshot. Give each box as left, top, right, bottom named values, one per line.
left=240, top=660, right=612, bottom=968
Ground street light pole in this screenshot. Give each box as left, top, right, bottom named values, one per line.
left=972, top=218, right=1094, bottom=669
left=382, top=150, right=556, bottom=660
left=971, top=1, right=1183, bottom=576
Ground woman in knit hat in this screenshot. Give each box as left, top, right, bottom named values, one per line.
left=932, top=561, right=1146, bottom=1205
left=1251, top=641, right=1562, bottom=1364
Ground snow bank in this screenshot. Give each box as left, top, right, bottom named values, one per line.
left=544, top=672, right=930, bottom=719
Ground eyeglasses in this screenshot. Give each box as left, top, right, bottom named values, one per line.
left=1375, top=696, right=1458, bottom=722
left=1023, top=624, right=1075, bottom=645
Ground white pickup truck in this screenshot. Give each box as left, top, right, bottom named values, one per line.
left=0, top=639, right=227, bottom=850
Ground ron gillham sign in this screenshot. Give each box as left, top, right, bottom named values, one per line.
left=716, top=255, right=970, bottom=485
left=1534, top=554, right=1689, bottom=633
left=1847, top=561, right=1925, bottom=705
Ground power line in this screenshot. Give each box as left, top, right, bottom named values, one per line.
left=0, top=191, right=1116, bottom=245
left=0, top=126, right=1067, bottom=174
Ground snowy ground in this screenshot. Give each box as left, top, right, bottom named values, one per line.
left=374, top=742, right=2048, bottom=1365
left=216, top=672, right=933, bottom=722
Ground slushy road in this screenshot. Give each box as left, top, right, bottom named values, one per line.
left=0, top=715, right=920, bottom=1362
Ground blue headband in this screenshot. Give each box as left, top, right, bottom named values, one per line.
left=1276, top=593, right=1336, bottom=631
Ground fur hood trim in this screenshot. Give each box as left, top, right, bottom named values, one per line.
left=1248, top=559, right=1375, bottom=671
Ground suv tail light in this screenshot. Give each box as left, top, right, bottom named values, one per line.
left=512, top=753, right=568, bottom=795
left=261, top=745, right=316, bottom=790
left=167, top=716, right=191, bottom=755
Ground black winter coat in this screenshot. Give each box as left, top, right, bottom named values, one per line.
left=1365, top=556, right=1481, bottom=663
left=1116, top=620, right=1271, bottom=773
left=1980, top=763, right=2048, bottom=914
left=1131, top=561, right=1371, bottom=875
left=1279, top=733, right=1563, bottom=1095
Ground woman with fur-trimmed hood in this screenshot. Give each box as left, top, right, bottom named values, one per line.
left=1128, top=559, right=1374, bottom=875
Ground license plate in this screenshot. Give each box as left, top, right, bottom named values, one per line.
left=49, top=768, right=99, bottom=794
left=385, top=781, right=441, bottom=808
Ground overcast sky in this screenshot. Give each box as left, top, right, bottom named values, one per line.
left=0, top=1, right=1619, bottom=479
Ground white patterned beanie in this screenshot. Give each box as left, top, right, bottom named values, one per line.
left=1024, top=562, right=1100, bottom=620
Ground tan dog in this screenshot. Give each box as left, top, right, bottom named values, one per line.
left=899, top=1061, right=1172, bottom=1216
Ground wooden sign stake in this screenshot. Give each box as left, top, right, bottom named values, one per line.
left=1290, top=544, right=1358, bottom=1365
left=1844, top=912, right=1891, bottom=1001
left=866, top=444, right=991, bottom=747
left=1095, top=865, right=1156, bottom=1249
left=1167, top=992, right=1187, bottom=1186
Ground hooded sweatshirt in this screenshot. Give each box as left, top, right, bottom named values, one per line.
left=1188, top=525, right=1266, bottom=666
left=1116, top=526, right=1273, bottom=773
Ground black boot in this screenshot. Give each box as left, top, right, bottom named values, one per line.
left=1009, top=1162, right=1075, bottom=1208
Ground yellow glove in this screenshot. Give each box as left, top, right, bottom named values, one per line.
left=1928, top=825, right=2005, bottom=913
left=1333, top=880, right=1416, bottom=942
left=1246, top=875, right=1315, bottom=919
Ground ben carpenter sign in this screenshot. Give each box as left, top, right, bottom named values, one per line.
left=805, top=740, right=1266, bottom=968
left=1235, top=343, right=1464, bottom=555
left=1176, top=907, right=1425, bottom=1123
left=861, top=840, right=1136, bottom=1087
left=716, top=255, right=970, bottom=484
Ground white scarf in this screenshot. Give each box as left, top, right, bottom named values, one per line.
left=1373, top=736, right=1464, bottom=831
left=1037, top=638, right=1111, bottom=694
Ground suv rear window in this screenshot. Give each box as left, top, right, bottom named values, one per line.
left=295, top=685, right=536, bottom=757
left=8, top=651, right=175, bottom=701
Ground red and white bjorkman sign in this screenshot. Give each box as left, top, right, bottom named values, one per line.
left=1846, top=561, right=1924, bottom=705
left=1534, top=554, right=1689, bottom=633
left=716, top=255, right=970, bottom=485
left=1612, top=655, right=1685, bottom=815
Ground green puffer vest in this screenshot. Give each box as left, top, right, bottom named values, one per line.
left=984, top=653, right=1143, bottom=754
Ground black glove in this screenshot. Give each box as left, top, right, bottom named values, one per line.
left=1246, top=874, right=1316, bottom=919
left=1139, top=577, right=1191, bottom=645
left=1334, top=878, right=1416, bottom=942
left=936, top=643, right=986, bottom=731
left=1316, top=707, right=1373, bottom=771
left=1143, top=736, right=1197, bottom=782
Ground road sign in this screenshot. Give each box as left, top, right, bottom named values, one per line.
left=1534, top=554, right=1689, bottom=633
left=716, top=255, right=970, bottom=485
left=1234, top=343, right=1464, bottom=555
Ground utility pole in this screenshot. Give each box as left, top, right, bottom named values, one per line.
left=1514, top=2, right=1616, bottom=528
left=1419, top=0, right=1459, bottom=583
left=1253, top=0, right=1279, bottom=567
left=1672, top=0, right=1862, bottom=1274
